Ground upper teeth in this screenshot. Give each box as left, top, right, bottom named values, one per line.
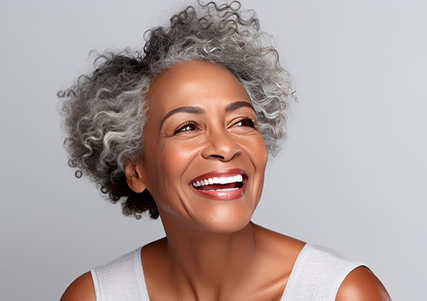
left=192, top=174, right=243, bottom=187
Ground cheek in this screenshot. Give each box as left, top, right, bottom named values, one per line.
left=158, top=141, right=200, bottom=185
left=256, top=136, right=268, bottom=164
left=241, top=134, right=268, bottom=166
left=152, top=142, right=200, bottom=214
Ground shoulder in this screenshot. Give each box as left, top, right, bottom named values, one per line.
left=252, top=223, right=306, bottom=252
left=336, top=266, right=391, bottom=301
left=60, top=272, right=96, bottom=301
left=252, top=224, right=306, bottom=270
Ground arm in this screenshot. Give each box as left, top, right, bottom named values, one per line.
left=60, top=272, right=96, bottom=301
left=336, top=267, right=391, bottom=301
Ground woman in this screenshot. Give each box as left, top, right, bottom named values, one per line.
left=60, top=1, right=390, bottom=300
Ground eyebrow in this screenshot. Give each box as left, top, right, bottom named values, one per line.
left=225, top=101, right=255, bottom=112
left=161, top=106, right=206, bottom=125
left=161, top=101, right=255, bottom=126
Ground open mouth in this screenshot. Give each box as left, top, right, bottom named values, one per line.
left=191, top=174, right=244, bottom=192
left=189, top=170, right=247, bottom=200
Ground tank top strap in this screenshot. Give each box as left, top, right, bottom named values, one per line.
left=91, top=247, right=149, bottom=301
left=280, top=244, right=364, bottom=301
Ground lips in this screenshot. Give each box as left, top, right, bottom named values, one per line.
left=189, top=169, right=247, bottom=200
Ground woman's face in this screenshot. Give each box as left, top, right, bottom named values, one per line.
left=139, top=61, right=267, bottom=233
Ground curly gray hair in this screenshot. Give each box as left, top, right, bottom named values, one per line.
left=59, top=1, right=295, bottom=219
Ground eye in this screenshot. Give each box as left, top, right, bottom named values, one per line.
left=174, top=121, right=199, bottom=134
left=233, top=117, right=256, bottom=128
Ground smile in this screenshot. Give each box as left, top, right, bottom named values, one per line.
left=189, top=169, right=247, bottom=200
left=192, top=174, right=243, bottom=190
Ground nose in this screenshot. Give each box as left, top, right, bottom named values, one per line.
left=201, top=127, right=242, bottom=162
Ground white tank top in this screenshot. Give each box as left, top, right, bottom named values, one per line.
left=90, top=243, right=364, bottom=301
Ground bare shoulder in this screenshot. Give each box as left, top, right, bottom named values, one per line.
left=336, top=266, right=391, bottom=301
left=252, top=222, right=306, bottom=254
left=60, top=272, right=96, bottom=301
left=251, top=223, right=306, bottom=277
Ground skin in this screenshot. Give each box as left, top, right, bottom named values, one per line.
left=61, top=61, right=391, bottom=301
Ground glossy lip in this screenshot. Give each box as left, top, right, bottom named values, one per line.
left=189, top=168, right=248, bottom=201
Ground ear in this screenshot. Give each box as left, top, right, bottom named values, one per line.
left=124, top=160, right=147, bottom=193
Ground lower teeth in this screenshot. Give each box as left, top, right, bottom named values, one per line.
left=207, top=188, right=238, bottom=192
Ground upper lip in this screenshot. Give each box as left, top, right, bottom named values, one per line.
left=190, top=168, right=247, bottom=184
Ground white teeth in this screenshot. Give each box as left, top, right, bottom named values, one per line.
left=207, top=187, right=238, bottom=191
left=192, top=174, right=244, bottom=188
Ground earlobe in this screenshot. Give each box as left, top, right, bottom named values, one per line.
left=124, top=160, right=147, bottom=193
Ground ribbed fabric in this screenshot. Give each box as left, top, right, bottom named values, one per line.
left=91, top=243, right=364, bottom=301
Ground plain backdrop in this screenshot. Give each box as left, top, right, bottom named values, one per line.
left=1, top=0, right=426, bottom=300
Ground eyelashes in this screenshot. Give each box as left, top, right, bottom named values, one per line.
left=233, top=117, right=256, bottom=128
left=173, top=117, right=257, bottom=135
left=173, top=121, right=199, bottom=134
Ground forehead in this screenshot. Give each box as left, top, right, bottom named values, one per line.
left=147, top=61, right=251, bottom=113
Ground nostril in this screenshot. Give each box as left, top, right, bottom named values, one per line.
left=201, top=135, right=242, bottom=161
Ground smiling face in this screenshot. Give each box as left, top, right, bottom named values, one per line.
left=131, top=61, right=267, bottom=233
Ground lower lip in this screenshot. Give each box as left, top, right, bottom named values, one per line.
left=190, top=179, right=247, bottom=201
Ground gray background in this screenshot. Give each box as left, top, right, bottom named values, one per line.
left=1, top=0, right=426, bottom=300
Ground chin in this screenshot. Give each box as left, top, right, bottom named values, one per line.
left=193, top=207, right=255, bottom=234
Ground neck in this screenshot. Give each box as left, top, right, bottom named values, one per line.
left=161, top=217, right=259, bottom=295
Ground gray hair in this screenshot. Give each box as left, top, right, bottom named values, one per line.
left=59, top=1, right=295, bottom=219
